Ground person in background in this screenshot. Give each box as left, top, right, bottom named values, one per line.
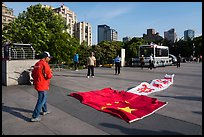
left=149, top=54, right=154, bottom=70
left=190, top=55, right=193, bottom=62
left=140, top=55, right=145, bottom=69
left=87, top=52, right=96, bottom=78
left=114, top=55, right=121, bottom=75
left=30, top=51, right=53, bottom=122
left=73, top=53, right=79, bottom=71
left=177, top=54, right=181, bottom=68
left=197, top=55, right=200, bottom=63
left=200, top=55, right=202, bottom=62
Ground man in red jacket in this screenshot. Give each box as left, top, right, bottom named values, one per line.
left=30, top=51, right=53, bottom=122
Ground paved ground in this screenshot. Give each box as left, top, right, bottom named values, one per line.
left=2, top=62, right=202, bottom=135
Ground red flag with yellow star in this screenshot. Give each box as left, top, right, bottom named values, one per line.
left=69, top=88, right=167, bottom=123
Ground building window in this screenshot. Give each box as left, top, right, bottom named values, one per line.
left=3, top=17, right=6, bottom=21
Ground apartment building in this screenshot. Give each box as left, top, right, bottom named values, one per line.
left=51, top=4, right=92, bottom=46
left=42, top=4, right=54, bottom=9
left=109, top=29, right=118, bottom=42
left=53, top=4, right=77, bottom=36
left=75, top=21, right=92, bottom=46
left=2, top=2, right=15, bottom=29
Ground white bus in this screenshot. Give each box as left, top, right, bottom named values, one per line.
left=139, top=44, right=172, bottom=67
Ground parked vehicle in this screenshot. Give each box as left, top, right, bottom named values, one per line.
left=139, top=44, right=171, bottom=67
left=169, top=54, right=177, bottom=65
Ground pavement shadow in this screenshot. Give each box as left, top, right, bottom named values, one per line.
left=191, top=111, right=202, bottom=115
left=100, top=123, right=183, bottom=135
left=2, top=103, right=33, bottom=122
left=155, top=95, right=202, bottom=102
left=54, top=74, right=85, bottom=78
left=95, top=73, right=116, bottom=76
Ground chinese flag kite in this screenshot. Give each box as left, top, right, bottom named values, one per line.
left=69, top=88, right=167, bottom=123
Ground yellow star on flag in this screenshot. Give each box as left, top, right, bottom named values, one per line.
left=124, top=100, right=129, bottom=103
left=101, top=106, right=106, bottom=110
left=118, top=106, right=136, bottom=113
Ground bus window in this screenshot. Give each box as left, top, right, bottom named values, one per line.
left=140, top=46, right=153, bottom=57
left=155, top=48, right=168, bottom=57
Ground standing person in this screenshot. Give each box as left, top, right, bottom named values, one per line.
left=149, top=54, right=153, bottom=70
left=87, top=52, right=96, bottom=78
left=114, top=55, right=121, bottom=75
left=197, top=55, right=200, bottom=63
left=177, top=54, right=181, bottom=68
left=30, top=51, right=53, bottom=122
left=140, top=55, right=145, bottom=69
left=73, top=53, right=79, bottom=71
left=190, top=55, right=193, bottom=62
left=200, top=55, right=202, bottom=62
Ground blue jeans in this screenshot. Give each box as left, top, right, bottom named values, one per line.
left=32, top=91, right=47, bottom=118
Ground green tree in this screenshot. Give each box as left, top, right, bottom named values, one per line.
left=77, top=41, right=91, bottom=67
left=123, top=37, right=146, bottom=65
left=193, top=36, right=202, bottom=57
left=97, top=41, right=123, bottom=65
left=2, top=4, right=77, bottom=64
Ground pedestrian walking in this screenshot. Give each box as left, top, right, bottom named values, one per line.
left=114, top=55, right=121, bottom=75
left=30, top=51, right=53, bottom=122
left=87, top=52, right=96, bottom=78
left=140, top=55, right=145, bottom=69
left=177, top=54, right=181, bottom=68
left=73, top=53, right=79, bottom=71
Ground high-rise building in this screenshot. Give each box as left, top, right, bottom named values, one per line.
left=98, top=24, right=118, bottom=44
left=184, top=29, right=195, bottom=41
left=123, top=36, right=131, bottom=42
left=109, top=29, right=118, bottom=42
left=164, top=28, right=177, bottom=43
left=53, top=4, right=77, bottom=36
left=143, top=28, right=163, bottom=42
left=98, top=24, right=110, bottom=44
left=2, top=2, right=15, bottom=29
left=147, top=29, right=155, bottom=36
left=75, top=21, right=92, bottom=46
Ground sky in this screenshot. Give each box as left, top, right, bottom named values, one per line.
left=4, top=2, right=202, bottom=45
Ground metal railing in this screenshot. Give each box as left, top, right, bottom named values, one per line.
left=49, top=64, right=70, bottom=71
left=2, top=43, right=35, bottom=60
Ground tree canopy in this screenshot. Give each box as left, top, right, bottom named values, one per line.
left=2, top=4, right=79, bottom=64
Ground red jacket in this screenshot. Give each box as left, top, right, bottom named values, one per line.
left=32, top=59, right=53, bottom=91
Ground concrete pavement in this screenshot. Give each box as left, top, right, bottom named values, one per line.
left=2, top=85, right=109, bottom=135
left=2, top=62, right=202, bottom=135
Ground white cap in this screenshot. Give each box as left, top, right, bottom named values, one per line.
left=44, top=51, right=53, bottom=58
